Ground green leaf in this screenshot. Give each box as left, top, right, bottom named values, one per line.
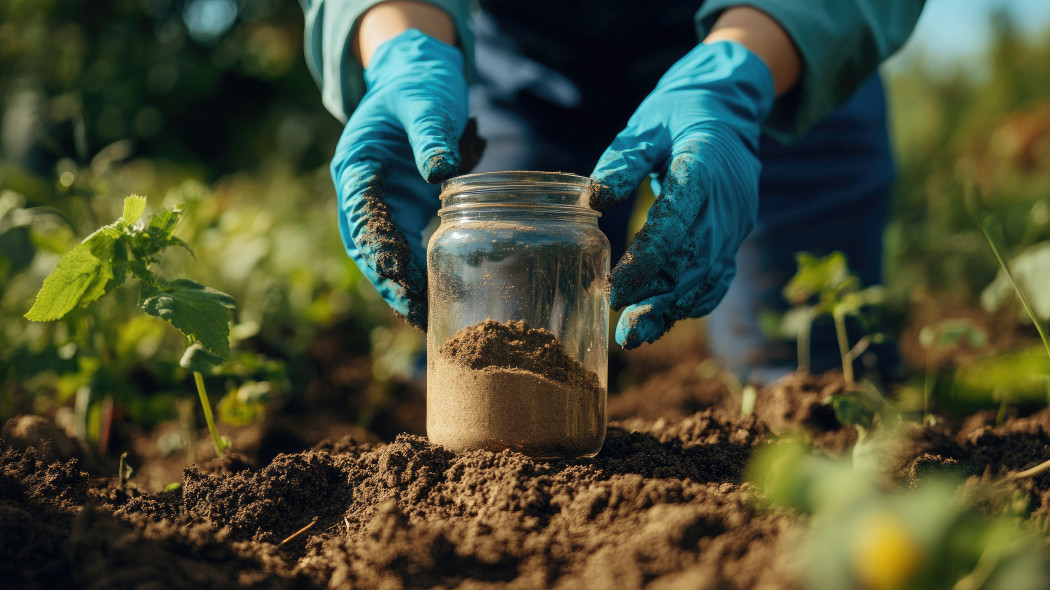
left=783, top=251, right=851, bottom=306
left=107, top=234, right=129, bottom=292
left=180, top=342, right=225, bottom=373
left=140, top=279, right=236, bottom=357
left=25, top=228, right=121, bottom=321
left=826, top=390, right=881, bottom=430
left=778, top=307, right=816, bottom=339
left=147, top=205, right=182, bottom=240
left=981, top=241, right=1050, bottom=321
left=168, top=235, right=196, bottom=258
left=919, top=319, right=988, bottom=351
left=952, top=350, right=1050, bottom=405
left=162, top=482, right=182, bottom=493
left=217, top=382, right=270, bottom=427
left=123, top=203, right=192, bottom=269
left=122, top=195, right=147, bottom=226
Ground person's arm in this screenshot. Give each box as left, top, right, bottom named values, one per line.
left=299, top=0, right=473, bottom=123
left=589, top=2, right=924, bottom=349
left=703, top=6, right=800, bottom=98
left=696, top=0, right=926, bottom=142
left=354, top=2, right=456, bottom=66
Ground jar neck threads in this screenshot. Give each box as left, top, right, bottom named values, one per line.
left=439, top=171, right=599, bottom=219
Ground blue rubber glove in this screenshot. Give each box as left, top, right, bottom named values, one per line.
left=590, top=41, right=775, bottom=350
left=330, top=29, right=469, bottom=329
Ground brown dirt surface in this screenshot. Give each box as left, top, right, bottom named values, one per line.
left=8, top=329, right=1050, bottom=588
left=2, top=406, right=793, bottom=589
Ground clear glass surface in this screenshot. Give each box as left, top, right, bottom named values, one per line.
left=427, top=172, right=610, bottom=459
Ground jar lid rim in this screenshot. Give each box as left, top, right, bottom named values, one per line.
left=439, top=171, right=596, bottom=213
left=441, top=171, right=592, bottom=195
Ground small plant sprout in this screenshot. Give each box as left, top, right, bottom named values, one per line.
left=824, top=381, right=896, bottom=474
left=118, top=451, right=133, bottom=490
left=25, top=195, right=236, bottom=457
left=782, top=251, right=884, bottom=385
left=919, top=319, right=988, bottom=424
left=981, top=220, right=1050, bottom=484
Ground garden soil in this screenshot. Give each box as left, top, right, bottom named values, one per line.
left=6, top=328, right=1050, bottom=589
left=428, top=319, right=604, bottom=457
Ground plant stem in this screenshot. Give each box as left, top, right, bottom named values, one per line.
left=923, top=359, right=934, bottom=424
left=998, top=456, right=1050, bottom=485
left=981, top=220, right=1050, bottom=361
left=119, top=452, right=129, bottom=490
left=833, top=308, right=854, bottom=385
left=846, top=334, right=881, bottom=364
left=193, top=371, right=226, bottom=457
left=798, top=312, right=812, bottom=375
left=951, top=542, right=1007, bottom=590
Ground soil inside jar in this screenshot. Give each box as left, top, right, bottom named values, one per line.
left=428, top=319, right=605, bottom=459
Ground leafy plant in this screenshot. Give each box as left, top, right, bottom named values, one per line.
left=25, top=195, right=235, bottom=456
left=978, top=221, right=1050, bottom=479
left=748, top=439, right=1050, bottom=590
left=781, top=251, right=884, bottom=384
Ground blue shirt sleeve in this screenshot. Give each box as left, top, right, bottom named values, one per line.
left=696, top=0, right=925, bottom=143
left=299, top=0, right=476, bottom=123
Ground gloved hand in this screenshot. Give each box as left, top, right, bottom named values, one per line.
left=331, top=29, right=469, bottom=329
left=590, top=41, right=775, bottom=349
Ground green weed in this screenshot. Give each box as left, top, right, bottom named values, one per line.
left=25, top=196, right=235, bottom=456
left=781, top=251, right=884, bottom=385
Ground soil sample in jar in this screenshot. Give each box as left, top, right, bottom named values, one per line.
left=428, top=319, right=605, bottom=459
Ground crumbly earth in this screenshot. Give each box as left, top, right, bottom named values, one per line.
left=7, top=337, right=1050, bottom=588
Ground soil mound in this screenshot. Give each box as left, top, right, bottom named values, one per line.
left=9, top=367, right=1050, bottom=589
left=439, top=318, right=599, bottom=391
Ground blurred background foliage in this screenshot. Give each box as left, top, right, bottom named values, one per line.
left=885, top=9, right=1050, bottom=305
left=1, top=0, right=1049, bottom=443
left=0, top=0, right=416, bottom=443
left=0, top=0, right=340, bottom=178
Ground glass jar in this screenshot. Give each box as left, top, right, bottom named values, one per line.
left=427, top=171, right=610, bottom=459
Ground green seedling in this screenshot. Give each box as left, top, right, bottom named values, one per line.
left=981, top=222, right=1050, bottom=482
left=118, top=451, right=133, bottom=490
left=919, top=319, right=989, bottom=424
left=782, top=251, right=884, bottom=385
left=25, top=195, right=235, bottom=457
left=711, top=358, right=757, bottom=418
left=824, top=382, right=898, bottom=474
